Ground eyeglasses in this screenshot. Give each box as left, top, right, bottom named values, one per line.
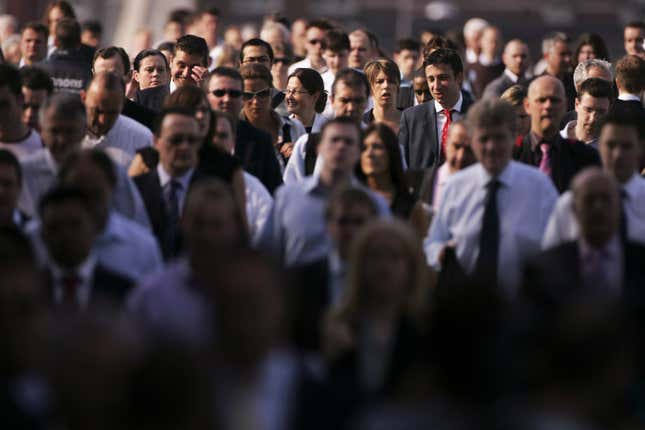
left=308, top=39, right=322, bottom=45
left=210, top=89, right=242, bottom=98
left=242, top=88, right=272, bottom=101
left=242, top=55, right=271, bottom=64
left=274, top=57, right=290, bottom=65
left=284, top=88, right=310, bottom=96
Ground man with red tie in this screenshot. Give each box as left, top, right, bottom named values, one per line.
left=399, top=48, right=474, bottom=176
left=513, top=75, right=600, bottom=193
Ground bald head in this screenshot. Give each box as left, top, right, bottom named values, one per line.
left=572, top=168, right=620, bottom=248
left=502, top=39, right=529, bottom=76
left=83, top=72, right=125, bottom=137
left=524, top=76, right=566, bottom=138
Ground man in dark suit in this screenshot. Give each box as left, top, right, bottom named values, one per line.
left=135, top=35, right=210, bottom=113
left=539, top=32, right=576, bottom=111
left=523, top=168, right=645, bottom=308
left=482, top=39, right=530, bottom=98
left=38, top=186, right=134, bottom=311
left=399, top=48, right=474, bottom=174
left=206, top=67, right=282, bottom=193
left=612, top=54, right=645, bottom=122
left=134, top=107, right=203, bottom=259
left=91, top=46, right=156, bottom=130
left=514, top=76, right=600, bottom=193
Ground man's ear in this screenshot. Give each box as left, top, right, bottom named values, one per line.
left=523, top=97, right=530, bottom=115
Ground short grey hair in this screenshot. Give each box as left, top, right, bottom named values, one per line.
left=573, top=59, right=613, bottom=89
left=542, top=32, right=569, bottom=55
left=260, top=22, right=290, bottom=46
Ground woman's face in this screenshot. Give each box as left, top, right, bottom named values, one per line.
left=135, top=55, right=170, bottom=89
left=361, top=131, right=390, bottom=177
left=48, top=7, right=66, bottom=36
left=361, top=232, right=411, bottom=307
left=194, top=98, right=211, bottom=139
left=285, top=76, right=317, bottom=118
left=370, top=71, right=399, bottom=108
left=212, top=117, right=236, bottom=153
left=243, top=78, right=272, bottom=122
left=577, top=44, right=596, bottom=64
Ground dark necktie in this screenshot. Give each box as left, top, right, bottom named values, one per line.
left=620, top=189, right=629, bottom=243
left=474, top=179, right=501, bottom=286
left=164, top=179, right=182, bottom=254
left=61, top=274, right=80, bottom=310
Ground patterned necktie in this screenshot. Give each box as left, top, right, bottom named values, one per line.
left=538, top=142, right=551, bottom=176
left=440, top=109, right=453, bottom=160
left=474, top=179, right=501, bottom=286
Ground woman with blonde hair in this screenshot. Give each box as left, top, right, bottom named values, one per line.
left=323, top=219, right=434, bottom=411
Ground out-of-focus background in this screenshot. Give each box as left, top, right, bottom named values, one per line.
left=2, top=0, right=644, bottom=58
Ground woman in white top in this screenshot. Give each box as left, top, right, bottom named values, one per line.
left=285, top=68, right=328, bottom=135
left=239, top=63, right=305, bottom=171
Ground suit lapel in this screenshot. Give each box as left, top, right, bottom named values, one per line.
left=420, top=102, right=438, bottom=168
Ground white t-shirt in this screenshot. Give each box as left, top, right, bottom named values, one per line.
left=0, top=129, right=43, bottom=160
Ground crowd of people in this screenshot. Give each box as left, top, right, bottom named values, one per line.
left=1, top=1, right=645, bottom=428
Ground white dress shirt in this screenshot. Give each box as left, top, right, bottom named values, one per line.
left=431, top=162, right=454, bottom=211
left=50, top=254, right=96, bottom=309
left=0, top=129, right=43, bottom=160
left=542, top=173, right=645, bottom=249
left=82, top=115, right=153, bottom=168
left=157, top=164, right=194, bottom=216
left=618, top=93, right=642, bottom=102
left=320, top=69, right=336, bottom=118
left=503, top=69, right=521, bottom=83
left=425, top=161, right=558, bottom=293
left=434, top=92, right=464, bottom=146
left=244, top=171, right=273, bottom=246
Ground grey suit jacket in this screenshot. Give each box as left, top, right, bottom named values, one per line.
left=19, top=149, right=151, bottom=229
left=482, top=73, right=515, bottom=98
left=399, top=96, right=473, bottom=170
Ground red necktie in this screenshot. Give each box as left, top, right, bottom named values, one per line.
left=440, top=109, right=453, bottom=159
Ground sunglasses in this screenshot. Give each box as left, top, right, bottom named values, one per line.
left=211, top=89, right=242, bottom=98
left=242, top=88, right=272, bottom=101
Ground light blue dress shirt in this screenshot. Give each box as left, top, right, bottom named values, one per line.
left=259, top=174, right=391, bottom=267
left=424, top=161, right=558, bottom=293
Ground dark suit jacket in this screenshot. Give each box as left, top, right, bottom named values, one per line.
left=468, top=61, right=505, bottom=99
left=513, top=133, right=601, bottom=193
left=133, top=169, right=205, bottom=259
left=134, top=84, right=170, bottom=112
left=522, top=241, right=645, bottom=313
left=483, top=73, right=531, bottom=98
left=44, top=264, right=134, bottom=309
left=612, top=99, right=645, bottom=123
left=399, top=92, right=474, bottom=171
left=235, top=120, right=283, bottom=194
left=122, top=98, right=156, bottom=131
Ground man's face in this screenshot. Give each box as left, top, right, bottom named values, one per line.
left=425, top=63, right=462, bottom=109
left=84, top=86, right=124, bottom=137
left=207, top=75, right=243, bottom=114
left=182, top=198, right=240, bottom=255
left=171, top=49, right=205, bottom=88
left=349, top=31, right=372, bottom=69
left=21, top=87, right=48, bottom=131
left=624, top=26, right=645, bottom=57
left=503, top=41, right=529, bottom=76
left=575, top=93, right=610, bottom=139
left=81, top=30, right=100, bottom=48
left=525, top=78, right=566, bottom=137
left=40, top=108, right=85, bottom=163
left=20, top=28, right=46, bottom=63
left=573, top=174, right=619, bottom=247
left=201, top=13, right=218, bottom=45
left=305, top=27, right=326, bottom=61
left=155, top=113, right=201, bottom=177
left=598, top=123, right=641, bottom=184
left=545, top=41, right=572, bottom=76
left=471, top=124, right=514, bottom=176
left=319, top=122, right=361, bottom=174
left=445, top=123, right=475, bottom=173
left=395, top=49, right=419, bottom=80
left=331, top=82, right=368, bottom=122
left=322, top=49, right=348, bottom=74
left=41, top=201, right=96, bottom=269
left=413, top=76, right=431, bottom=104
left=60, top=161, right=112, bottom=228
left=93, top=56, right=127, bottom=79
left=327, top=203, right=374, bottom=260
left=241, top=45, right=272, bottom=70
left=0, top=163, right=20, bottom=222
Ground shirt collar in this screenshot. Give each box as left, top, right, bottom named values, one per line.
left=560, top=120, right=577, bottom=140
left=530, top=131, right=561, bottom=151
left=434, top=91, right=463, bottom=114
left=477, top=160, right=514, bottom=189
left=169, top=80, right=177, bottom=94
left=50, top=253, right=97, bottom=284
left=618, top=93, right=641, bottom=102
left=157, top=163, right=194, bottom=190
left=504, top=69, right=520, bottom=82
